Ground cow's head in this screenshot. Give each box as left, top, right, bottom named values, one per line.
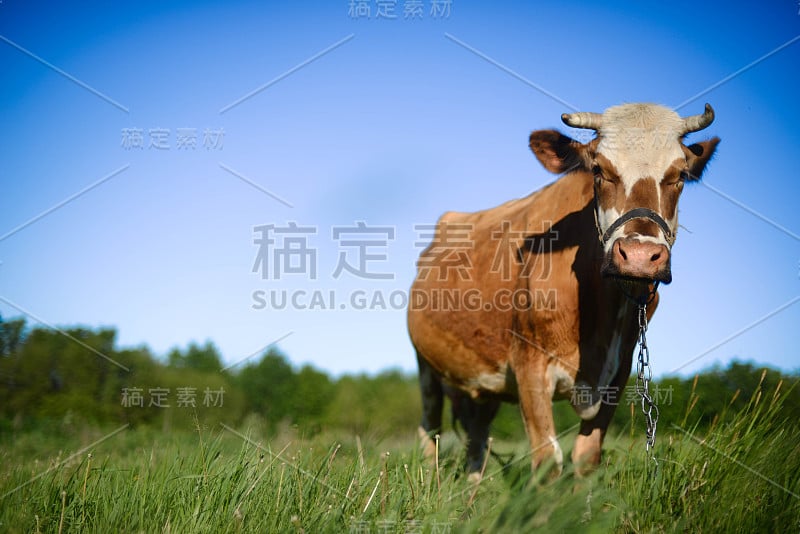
left=529, top=103, right=719, bottom=284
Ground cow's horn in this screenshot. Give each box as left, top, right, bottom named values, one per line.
left=680, top=103, right=715, bottom=134
left=561, top=111, right=603, bottom=130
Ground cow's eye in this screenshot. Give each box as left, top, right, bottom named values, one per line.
left=664, top=171, right=688, bottom=188
left=593, top=166, right=615, bottom=184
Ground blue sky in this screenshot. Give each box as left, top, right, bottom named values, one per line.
left=1, top=0, right=799, bottom=378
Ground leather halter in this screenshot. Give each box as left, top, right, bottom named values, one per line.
left=592, top=175, right=676, bottom=247
left=599, top=207, right=675, bottom=247
left=592, top=190, right=671, bottom=303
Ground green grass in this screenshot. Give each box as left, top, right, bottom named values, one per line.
left=2, top=381, right=799, bottom=533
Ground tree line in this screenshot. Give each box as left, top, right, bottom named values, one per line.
left=1, top=316, right=798, bottom=441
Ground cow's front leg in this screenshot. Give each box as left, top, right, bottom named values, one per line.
left=516, top=369, right=562, bottom=479
left=572, top=362, right=631, bottom=476
left=572, top=423, right=604, bottom=475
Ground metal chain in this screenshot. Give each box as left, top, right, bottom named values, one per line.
left=635, top=303, right=659, bottom=464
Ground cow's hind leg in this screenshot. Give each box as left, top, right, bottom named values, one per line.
left=452, top=394, right=501, bottom=481
left=416, top=351, right=444, bottom=459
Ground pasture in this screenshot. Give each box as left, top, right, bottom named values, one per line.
left=2, top=378, right=798, bottom=533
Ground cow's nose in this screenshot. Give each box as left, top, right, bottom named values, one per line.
left=613, top=238, right=670, bottom=281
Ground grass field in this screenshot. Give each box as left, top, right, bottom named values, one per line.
left=2, top=380, right=799, bottom=533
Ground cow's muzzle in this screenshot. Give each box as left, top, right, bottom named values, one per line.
left=596, top=207, right=674, bottom=283
left=603, top=238, right=672, bottom=283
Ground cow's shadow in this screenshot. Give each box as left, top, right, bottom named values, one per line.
left=516, top=198, right=606, bottom=378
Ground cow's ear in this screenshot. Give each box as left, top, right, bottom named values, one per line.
left=684, top=137, right=720, bottom=181
left=529, top=130, right=588, bottom=175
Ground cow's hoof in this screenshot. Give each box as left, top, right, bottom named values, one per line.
left=467, top=471, right=482, bottom=485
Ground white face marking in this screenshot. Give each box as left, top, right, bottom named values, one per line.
left=597, top=206, right=622, bottom=252
left=594, top=104, right=685, bottom=250
left=597, top=104, right=684, bottom=192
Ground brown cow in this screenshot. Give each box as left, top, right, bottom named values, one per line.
left=408, top=103, right=719, bottom=479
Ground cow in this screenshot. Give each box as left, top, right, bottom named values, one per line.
left=407, top=103, right=719, bottom=479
